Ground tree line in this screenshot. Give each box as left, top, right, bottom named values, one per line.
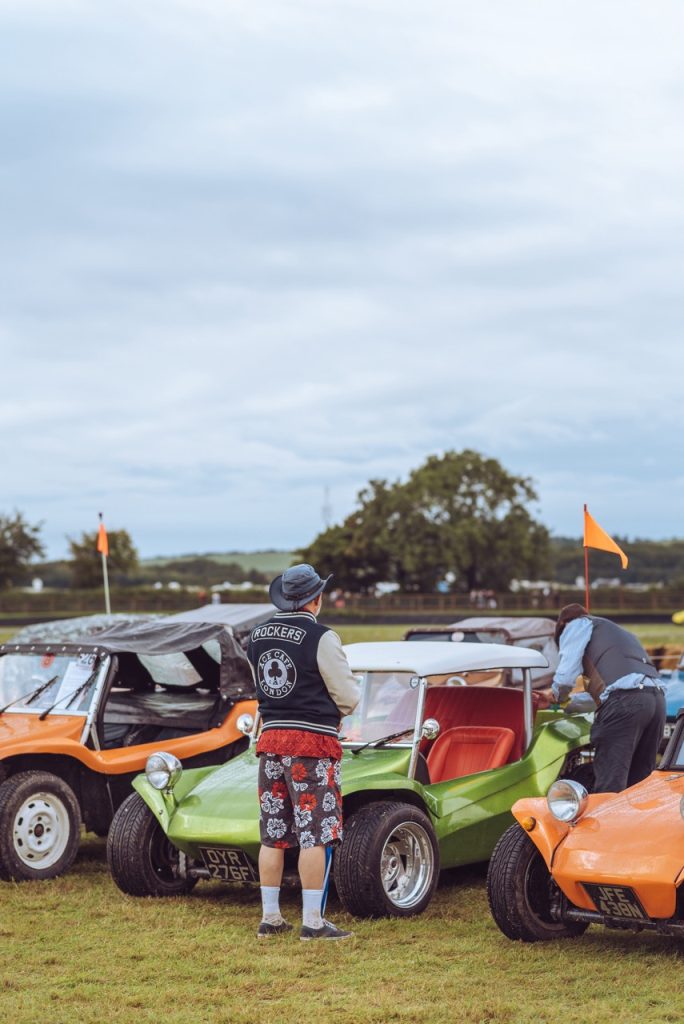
left=4, top=449, right=684, bottom=592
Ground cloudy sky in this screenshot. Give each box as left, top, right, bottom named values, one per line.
left=2, top=1, right=684, bottom=559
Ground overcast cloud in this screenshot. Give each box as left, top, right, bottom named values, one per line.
left=2, top=1, right=684, bottom=558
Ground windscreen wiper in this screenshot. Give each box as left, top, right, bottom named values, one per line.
left=0, top=675, right=59, bottom=715
left=38, top=667, right=100, bottom=721
left=350, top=728, right=413, bottom=756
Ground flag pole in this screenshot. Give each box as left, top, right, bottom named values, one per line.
left=583, top=504, right=590, bottom=612
left=98, top=512, right=111, bottom=614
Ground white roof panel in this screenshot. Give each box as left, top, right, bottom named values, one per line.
left=343, top=640, right=548, bottom=674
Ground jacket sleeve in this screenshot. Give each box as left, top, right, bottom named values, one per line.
left=316, top=630, right=361, bottom=716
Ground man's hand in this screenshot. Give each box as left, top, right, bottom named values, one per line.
left=536, top=687, right=556, bottom=709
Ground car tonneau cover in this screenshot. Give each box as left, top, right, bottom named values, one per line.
left=410, top=617, right=555, bottom=640
left=165, top=603, right=274, bottom=634
left=344, top=641, right=548, bottom=675
left=0, top=619, right=255, bottom=704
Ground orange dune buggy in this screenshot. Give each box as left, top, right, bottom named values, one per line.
left=0, top=616, right=262, bottom=880
left=487, top=707, right=684, bottom=941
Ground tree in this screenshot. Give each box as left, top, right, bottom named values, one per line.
left=0, top=511, right=45, bottom=589
left=68, top=529, right=139, bottom=588
left=301, top=450, right=550, bottom=593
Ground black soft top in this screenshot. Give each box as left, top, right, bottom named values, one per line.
left=0, top=619, right=255, bottom=703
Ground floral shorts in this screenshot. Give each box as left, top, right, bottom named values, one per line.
left=257, top=753, right=343, bottom=849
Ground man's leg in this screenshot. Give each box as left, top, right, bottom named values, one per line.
left=628, top=690, right=666, bottom=787
left=257, top=754, right=294, bottom=937
left=591, top=692, right=644, bottom=792
left=290, top=756, right=351, bottom=941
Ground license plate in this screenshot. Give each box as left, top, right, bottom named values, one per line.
left=583, top=883, right=648, bottom=921
left=663, top=724, right=674, bottom=739
left=199, top=847, right=259, bottom=883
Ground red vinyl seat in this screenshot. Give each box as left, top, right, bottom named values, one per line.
left=426, top=725, right=516, bottom=783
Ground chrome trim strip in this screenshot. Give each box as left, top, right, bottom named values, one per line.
left=408, top=677, right=428, bottom=780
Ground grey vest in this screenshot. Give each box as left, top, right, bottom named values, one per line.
left=582, top=616, right=658, bottom=703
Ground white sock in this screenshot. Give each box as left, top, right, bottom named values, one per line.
left=302, top=889, right=324, bottom=929
left=261, top=886, right=282, bottom=923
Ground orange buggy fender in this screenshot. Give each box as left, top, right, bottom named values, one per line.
left=511, top=798, right=569, bottom=869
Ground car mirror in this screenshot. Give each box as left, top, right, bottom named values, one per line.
left=421, top=718, right=440, bottom=741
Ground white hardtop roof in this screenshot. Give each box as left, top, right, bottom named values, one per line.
left=343, top=640, right=548, bottom=674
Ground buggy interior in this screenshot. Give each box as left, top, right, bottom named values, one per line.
left=420, top=685, right=537, bottom=783
left=99, top=646, right=223, bottom=749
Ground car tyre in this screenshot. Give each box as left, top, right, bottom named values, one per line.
left=334, top=800, right=439, bottom=918
left=0, top=770, right=81, bottom=881
left=487, top=822, right=588, bottom=942
left=107, top=792, right=197, bottom=897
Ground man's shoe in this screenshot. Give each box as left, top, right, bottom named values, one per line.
left=257, top=919, right=293, bottom=939
left=300, top=920, right=353, bottom=941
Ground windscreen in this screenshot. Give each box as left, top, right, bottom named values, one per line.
left=0, top=652, right=103, bottom=715
left=340, top=671, right=420, bottom=744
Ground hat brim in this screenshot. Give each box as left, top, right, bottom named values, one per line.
left=269, top=573, right=333, bottom=612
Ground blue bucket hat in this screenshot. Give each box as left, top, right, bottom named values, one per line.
left=269, top=563, right=333, bottom=612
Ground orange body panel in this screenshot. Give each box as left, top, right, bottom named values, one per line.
left=515, top=772, right=684, bottom=920
left=0, top=699, right=256, bottom=776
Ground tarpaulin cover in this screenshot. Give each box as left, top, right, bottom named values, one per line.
left=91, top=620, right=255, bottom=702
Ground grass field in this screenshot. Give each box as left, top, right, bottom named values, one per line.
left=1, top=618, right=684, bottom=1022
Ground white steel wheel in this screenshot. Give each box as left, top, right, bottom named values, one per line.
left=380, top=821, right=435, bottom=910
left=0, top=771, right=81, bottom=881
left=13, top=791, right=71, bottom=869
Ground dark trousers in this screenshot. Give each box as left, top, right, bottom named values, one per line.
left=590, top=688, right=666, bottom=792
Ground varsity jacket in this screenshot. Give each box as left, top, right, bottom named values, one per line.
left=247, top=611, right=360, bottom=736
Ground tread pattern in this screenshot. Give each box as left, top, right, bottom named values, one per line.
left=334, top=800, right=439, bottom=919
left=486, top=822, right=587, bottom=942
left=107, top=792, right=195, bottom=897
left=0, top=770, right=81, bottom=881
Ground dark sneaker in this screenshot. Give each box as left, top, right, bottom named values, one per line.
left=257, top=919, right=293, bottom=939
left=300, top=920, right=353, bottom=942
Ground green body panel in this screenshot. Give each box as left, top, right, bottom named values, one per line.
left=133, top=713, right=592, bottom=869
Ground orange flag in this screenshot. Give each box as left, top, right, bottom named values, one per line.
left=96, top=519, right=109, bottom=558
left=583, top=505, right=628, bottom=569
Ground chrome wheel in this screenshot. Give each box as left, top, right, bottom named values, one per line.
left=13, top=792, right=71, bottom=869
left=380, top=821, right=435, bottom=909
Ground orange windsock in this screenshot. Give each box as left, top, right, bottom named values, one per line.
left=583, top=506, right=628, bottom=569
left=97, top=520, right=109, bottom=558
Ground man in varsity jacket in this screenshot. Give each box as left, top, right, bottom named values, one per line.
left=551, top=604, right=665, bottom=793
left=247, top=563, right=360, bottom=941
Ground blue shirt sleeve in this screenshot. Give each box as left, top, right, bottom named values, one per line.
left=552, top=617, right=593, bottom=699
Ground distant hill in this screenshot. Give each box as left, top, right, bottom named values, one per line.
left=141, top=550, right=295, bottom=574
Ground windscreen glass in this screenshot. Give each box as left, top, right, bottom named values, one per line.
left=0, top=652, right=103, bottom=715
left=340, top=671, right=420, bottom=744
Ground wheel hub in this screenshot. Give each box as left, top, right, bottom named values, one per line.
left=13, top=792, right=71, bottom=868
left=379, top=822, right=434, bottom=909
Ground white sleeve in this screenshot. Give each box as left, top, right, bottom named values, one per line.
left=317, top=631, right=361, bottom=716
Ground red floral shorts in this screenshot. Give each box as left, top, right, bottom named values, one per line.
left=257, top=753, right=343, bottom=849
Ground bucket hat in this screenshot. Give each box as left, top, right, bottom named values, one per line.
left=269, top=563, right=333, bottom=612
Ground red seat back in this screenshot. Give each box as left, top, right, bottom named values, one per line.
left=427, top=725, right=516, bottom=783
left=421, top=685, right=529, bottom=763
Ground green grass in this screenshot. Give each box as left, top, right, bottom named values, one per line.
left=1, top=836, right=682, bottom=1024
left=142, top=550, right=295, bottom=573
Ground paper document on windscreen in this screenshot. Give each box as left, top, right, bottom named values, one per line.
left=51, top=653, right=98, bottom=707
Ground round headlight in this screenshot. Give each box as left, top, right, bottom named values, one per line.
left=547, top=779, right=588, bottom=823
left=236, top=712, right=255, bottom=736
left=145, top=751, right=182, bottom=791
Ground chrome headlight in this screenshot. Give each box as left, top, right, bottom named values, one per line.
left=547, top=779, right=588, bottom=823
left=236, top=712, right=255, bottom=736
left=145, top=751, right=182, bottom=791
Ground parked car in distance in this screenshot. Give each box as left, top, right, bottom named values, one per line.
left=404, top=617, right=559, bottom=690
left=487, top=709, right=684, bottom=942
left=0, top=613, right=268, bottom=881
left=108, top=641, right=593, bottom=918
